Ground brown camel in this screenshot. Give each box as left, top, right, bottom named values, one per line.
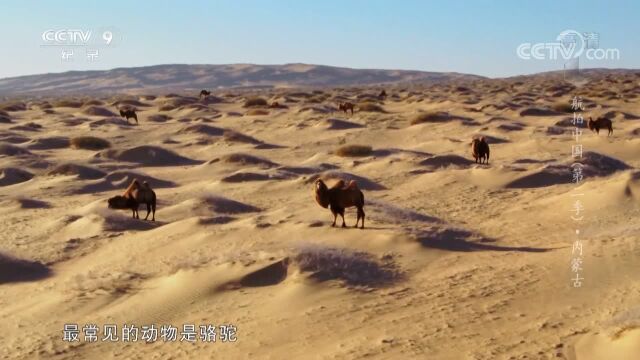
left=119, top=108, right=138, bottom=125
left=471, top=137, right=490, bottom=164
left=199, top=90, right=211, bottom=99
left=314, top=179, right=365, bottom=229
left=108, top=179, right=156, bottom=221
left=588, top=116, right=613, bottom=136
left=338, top=102, right=355, bottom=115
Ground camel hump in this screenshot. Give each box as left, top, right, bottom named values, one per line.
left=331, top=180, right=346, bottom=189
left=123, top=178, right=139, bottom=197
left=346, top=180, right=359, bottom=190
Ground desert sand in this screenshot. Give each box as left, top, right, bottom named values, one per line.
left=0, top=71, right=639, bottom=359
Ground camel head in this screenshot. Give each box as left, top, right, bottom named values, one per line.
left=314, top=179, right=330, bottom=208
left=588, top=117, right=595, bottom=131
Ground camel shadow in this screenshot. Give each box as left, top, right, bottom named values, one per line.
left=0, top=253, right=52, bottom=284
left=418, top=229, right=551, bottom=253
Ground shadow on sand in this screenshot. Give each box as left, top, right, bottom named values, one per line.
left=418, top=229, right=551, bottom=253
left=0, top=253, right=52, bottom=284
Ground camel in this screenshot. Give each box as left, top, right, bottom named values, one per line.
left=314, top=179, right=365, bottom=229
left=588, top=116, right=613, bottom=136
left=379, top=90, right=387, bottom=99
left=200, top=90, right=211, bottom=99
left=119, top=108, right=138, bottom=125
left=471, top=137, right=490, bottom=164
left=107, top=179, right=156, bottom=221
left=338, top=102, right=355, bottom=115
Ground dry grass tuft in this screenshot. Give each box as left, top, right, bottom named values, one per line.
left=70, top=136, right=111, bottom=150
left=357, top=102, right=386, bottom=113
left=335, top=144, right=373, bottom=157
left=294, top=245, right=401, bottom=287
left=245, top=109, right=269, bottom=116
left=410, top=111, right=450, bottom=125
left=243, top=97, right=268, bottom=108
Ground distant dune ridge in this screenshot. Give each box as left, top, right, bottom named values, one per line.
left=0, top=63, right=485, bottom=95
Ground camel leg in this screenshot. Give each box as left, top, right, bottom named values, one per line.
left=144, top=203, right=151, bottom=220
left=151, top=201, right=156, bottom=221
left=361, top=208, right=365, bottom=229
left=339, top=209, right=346, bottom=228
left=354, top=207, right=364, bottom=228
left=331, top=209, right=337, bottom=227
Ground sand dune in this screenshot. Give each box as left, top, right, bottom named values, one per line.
left=96, top=145, right=200, bottom=166
left=47, top=163, right=107, bottom=179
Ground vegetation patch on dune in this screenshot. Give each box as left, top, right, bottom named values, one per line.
left=52, top=99, right=84, bottom=108
left=223, top=130, right=263, bottom=145
left=83, top=100, right=104, bottom=107
left=550, top=102, right=574, bottom=114
left=179, top=124, right=224, bottom=136
left=243, top=97, right=268, bottom=108
left=147, top=114, right=172, bottom=122
left=96, top=145, right=199, bottom=166
left=0, top=101, right=27, bottom=112
left=294, top=245, right=401, bottom=288
left=245, top=109, right=269, bottom=116
left=47, top=163, right=106, bottom=179
left=410, top=111, right=450, bottom=124
left=335, top=144, right=373, bottom=157
left=218, top=153, right=278, bottom=168
left=357, top=102, right=386, bottom=113
left=70, top=136, right=111, bottom=150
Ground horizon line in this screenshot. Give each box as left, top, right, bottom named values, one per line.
left=1, top=62, right=638, bottom=82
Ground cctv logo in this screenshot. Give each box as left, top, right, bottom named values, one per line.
left=517, top=29, right=620, bottom=61
left=42, top=29, right=92, bottom=45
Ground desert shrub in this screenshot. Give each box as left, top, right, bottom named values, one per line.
left=0, top=101, right=27, bottom=112
left=335, top=144, right=373, bottom=157
left=158, top=104, right=176, bottom=111
left=551, top=102, right=574, bottom=113
left=294, top=245, right=400, bottom=287
left=53, top=99, right=83, bottom=108
left=70, top=136, right=111, bottom=150
left=83, top=100, right=104, bottom=106
left=357, top=102, right=385, bottom=113
left=245, top=109, right=269, bottom=116
left=410, top=111, right=450, bottom=125
left=243, top=97, right=268, bottom=108
left=223, top=130, right=261, bottom=144
left=82, top=106, right=117, bottom=117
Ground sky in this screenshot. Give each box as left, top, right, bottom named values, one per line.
left=1, top=0, right=638, bottom=79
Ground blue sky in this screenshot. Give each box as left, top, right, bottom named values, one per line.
left=1, top=0, right=638, bottom=79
